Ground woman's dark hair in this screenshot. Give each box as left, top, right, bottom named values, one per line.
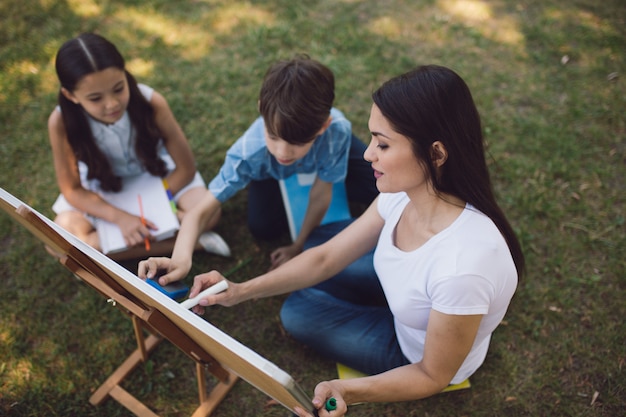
left=259, top=54, right=334, bottom=145
left=372, top=65, right=525, bottom=277
left=55, top=32, right=166, bottom=192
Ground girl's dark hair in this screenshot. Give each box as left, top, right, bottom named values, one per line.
left=372, top=65, right=525, bottom=277
left=259, top=54, right=334, bottom=145
left=55, top=32, right=166, bottom=192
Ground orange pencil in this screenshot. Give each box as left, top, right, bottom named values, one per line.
left=137, top=194, right=150, bottom=251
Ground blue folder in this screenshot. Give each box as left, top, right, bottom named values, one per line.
left=279, top=172, right=352, bottom=242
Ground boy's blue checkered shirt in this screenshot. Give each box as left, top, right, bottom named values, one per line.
left=208, top=107, right=352, bottom=203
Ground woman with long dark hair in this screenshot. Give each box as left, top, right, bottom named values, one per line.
left=181, top=65, right=524, bottom=416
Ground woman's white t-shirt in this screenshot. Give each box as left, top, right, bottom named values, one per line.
left=374, top=192, right=517, bottom=383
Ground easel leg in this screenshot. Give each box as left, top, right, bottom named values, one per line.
left=89, top=309, right=238, bottom=417
left=133, top=315, right=149, bottom=361
left=191, top=363, right=238, bottom=417
left=89, top=333, right=162, bottom=407
left=198, top=362, right=208, bottom=404
left=109, top=385, right=160, bottom=417
left=60, top=260, right=238, bottom=416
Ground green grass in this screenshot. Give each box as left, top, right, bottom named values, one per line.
left=1, top=0, right=624, bottom=416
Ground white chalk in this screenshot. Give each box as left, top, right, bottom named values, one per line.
left=180, top=280, right=228, bottom=310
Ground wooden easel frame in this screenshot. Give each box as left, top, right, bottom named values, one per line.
left=62, top=255, right=237, bottom=417
left=3, top=199, right=237, bottom=416
left=0, top=187, right=316, bottom=416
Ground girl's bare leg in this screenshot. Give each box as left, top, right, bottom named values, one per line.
left=52, top=210, right=99, bottom=250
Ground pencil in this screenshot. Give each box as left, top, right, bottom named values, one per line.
left=137, top=194, right=150, bottom=251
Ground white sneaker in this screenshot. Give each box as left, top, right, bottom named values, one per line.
left=198, top=231, right=231, bottom=257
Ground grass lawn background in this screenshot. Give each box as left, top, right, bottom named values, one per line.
left=1, top=0, right=624, bottom=416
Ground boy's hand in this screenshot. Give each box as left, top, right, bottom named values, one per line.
left=137, top=256, right=191, bottom=285
left=269, top=243, right=302, bottom=270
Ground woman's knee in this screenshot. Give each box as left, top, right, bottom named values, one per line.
left=279, top=290, right=330, bottom=343
left=279, top=294, right=307, bottom=336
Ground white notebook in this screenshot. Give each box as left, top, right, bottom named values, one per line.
left=96, top=173, right=179, bottom=254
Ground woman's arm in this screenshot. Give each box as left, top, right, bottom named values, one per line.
left=150, top=90, right=196, bottom=195
left=297, top=311, right=483, bottom=417
left=189, top=197, right=384, bottom=308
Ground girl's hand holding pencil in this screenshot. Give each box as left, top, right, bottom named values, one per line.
left=116, top=209, right=157, bottom=248
left=137, top=194, right=150, bottom=251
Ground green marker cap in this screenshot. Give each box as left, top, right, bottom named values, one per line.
left=325, top=397, right=337, bottom=411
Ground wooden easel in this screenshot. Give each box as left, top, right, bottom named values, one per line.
left=1, top=187, right=317, bottom=416
left=67, top=256, right=237, bottom=416
left=7, top=202, right=238, bottom=417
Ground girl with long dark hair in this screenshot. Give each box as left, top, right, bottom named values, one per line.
left=49, top=33, right=229, bottom=259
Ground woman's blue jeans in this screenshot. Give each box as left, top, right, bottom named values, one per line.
left=279, top=220, right=410, bottom=375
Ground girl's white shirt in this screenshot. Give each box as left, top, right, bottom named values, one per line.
left=80, top=84, right=174, bottom=184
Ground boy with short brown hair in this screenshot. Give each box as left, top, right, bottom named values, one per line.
left=139, top=55, right=377, bottom=284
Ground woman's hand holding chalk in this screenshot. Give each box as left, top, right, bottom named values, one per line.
left=180, top=280, right=228, bottom=310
